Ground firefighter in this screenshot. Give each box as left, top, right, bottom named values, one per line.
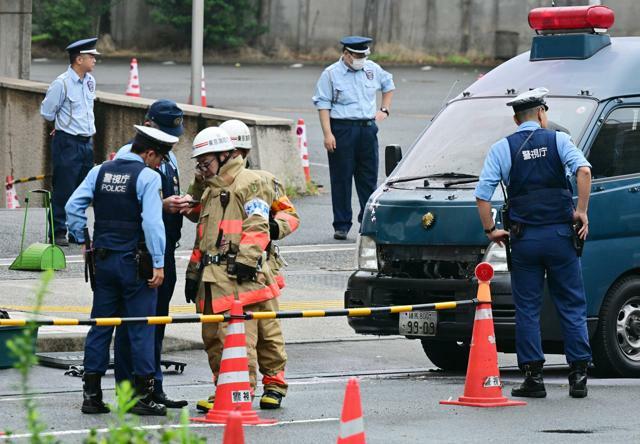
left=185, top=119, right=299, bottom=410
left=188, top=126, right=281, bottom=407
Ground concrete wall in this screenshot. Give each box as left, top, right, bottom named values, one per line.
left=0, top=77, right=305, bottom=208
left=0, top=0, right=31, bottom=79
left=110, top=0, right=640, bottom=58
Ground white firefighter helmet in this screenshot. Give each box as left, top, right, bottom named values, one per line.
left=220, top=119, right=252, bottom=149
left=191, top=126, right=235, bottom=158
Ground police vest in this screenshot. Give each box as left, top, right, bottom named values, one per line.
left=93, top=159, right=146, bottom=251
left=507, top=129, right=574, bottom=225
left=160, top=159, right=183, bottom=252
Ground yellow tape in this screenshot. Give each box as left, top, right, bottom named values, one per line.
left=251, top=311, right=277, bottom=319
left=434, top=302, right=457, bottom=310
left=0, top=319, right=27, bottom=327
left=148, top=316, right=172, bottom=325
left=389, top=305, right=413, bottom=313
left=95, top=318, right=122, bottom=326
left=53, top=319, right=79, bottom=326
left=302, top=310, right=326, bottom=317
left=348, top=308, right=372, bottom=317
left=200, top=315, right=225, bottom=323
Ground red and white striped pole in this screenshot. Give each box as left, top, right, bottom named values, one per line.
left=5, top=176, right=20, bottom=209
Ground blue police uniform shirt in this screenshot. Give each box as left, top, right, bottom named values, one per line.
left=475, top=121, right=591, bottom=202
left=40, top=66, right=97, bottom=137
left=312, top=58, right=395, bottom=120
left=65, top=151, right=166, bottom=267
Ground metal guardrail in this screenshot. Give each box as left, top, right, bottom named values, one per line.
left=0, top=299, right=478, bottom=327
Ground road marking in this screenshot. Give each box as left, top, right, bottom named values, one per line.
left=309, top=161, right=329, bottom=168
left=2, top=300, right=345, bottom=314
left=0, top=244, right=355, bottom=266
left=0, top=417, right=339, bottom=439
left=0, top=395, right=54, bottom=403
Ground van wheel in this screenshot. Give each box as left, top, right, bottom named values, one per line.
left=420, top=339, right=469, bottom=372
left=592, top=276, right=640, bottom=377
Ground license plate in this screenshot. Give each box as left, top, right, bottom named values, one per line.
left=398, top=311, right=437, bottom=336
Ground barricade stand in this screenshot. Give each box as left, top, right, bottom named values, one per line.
left=191, top=300, right=276, bottom=425
left=222, top=410, right=245, bottom=444
left=126, top=58, right=141, bottom=97
left=337, top=377, right=366, bottom=444
left=440, top=262, right=526, bottom=408
left=296, top=118, right=312, bottom=183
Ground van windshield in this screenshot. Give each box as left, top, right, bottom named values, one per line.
left=388, top=97, right=597, bottom=185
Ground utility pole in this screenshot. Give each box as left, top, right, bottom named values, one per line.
left=191, top=0, right=204, bottom=106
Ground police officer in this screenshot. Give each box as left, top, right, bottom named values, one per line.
left=474, top=88, right=592, bottom=398
left=66, top=125, right=176, bottom=416
left=312, top=36, right=395, bottom=240
left=41, top=37, right=99, bottom=246
left=112, top=100, right=189, bottom=409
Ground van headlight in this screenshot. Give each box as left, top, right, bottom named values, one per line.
left=357, top=235, right=378, bottom=272
left=483, top=242, right=509, bottom=273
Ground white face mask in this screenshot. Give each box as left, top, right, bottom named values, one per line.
left=350, top=57, right=367, bottom=71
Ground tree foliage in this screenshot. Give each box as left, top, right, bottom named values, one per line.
left=32, top=0, right=94, bottom=47
left=145, top=0, right=265, bottom=49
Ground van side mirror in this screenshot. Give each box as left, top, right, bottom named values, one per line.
left=385, top=144, right=402, bottom=176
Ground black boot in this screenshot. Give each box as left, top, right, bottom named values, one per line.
left=130, top=375, right=167, bottom=416
left=511, top=361, right=546, bottom=398
left=81, top=373, right=110, bottom=414
left=152, top=391, right=188, bottom=409
left=569, top=361, right=588, bottom=398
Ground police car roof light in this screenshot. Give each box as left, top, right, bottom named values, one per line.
left=528, top=5, right=615, bottom=34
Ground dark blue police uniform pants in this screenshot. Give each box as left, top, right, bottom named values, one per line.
left=328, top=120, right=379, bottom=233
left=51, top=131, right=93, bottom=237
left=114, top=248, right=176, bottom=392
left=83, top=251, right=157, bottom=376
left=510, top=223, right=592, bottom=366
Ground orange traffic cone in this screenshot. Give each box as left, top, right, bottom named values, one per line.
left=222, top=410, right=245, bottom=444
left=296, top=118, right=312, bottom=183
left=440, top=263, right=526, bottom=408
left=337, top=378, right=366, bottom=444
left=125, top=58, right=141, bottom=97
left=5, top=176, right=20, bottom=209
left=191, top=300, right=276, bottom=425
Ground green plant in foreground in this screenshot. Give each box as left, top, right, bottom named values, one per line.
left=6, top=269, right=56, bottom=444
left=5, top=270, right=205, bottom=443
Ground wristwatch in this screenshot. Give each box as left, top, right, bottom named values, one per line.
left=380, top=107, right=390, bottom=116
left=484, top=225, right=497, bottom=234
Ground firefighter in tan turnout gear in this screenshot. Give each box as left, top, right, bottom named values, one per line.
left=185, top=124, right=296, bottom=410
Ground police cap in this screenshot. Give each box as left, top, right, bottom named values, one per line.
left=65, top=37, right=100, bottom=55
left=340, top=36, right=372, bottom=55
left=146, top=99, right=184, bottom=137
left=507, top=87, right=549, bottom=113
left=133, top=125, right=178, bottom=155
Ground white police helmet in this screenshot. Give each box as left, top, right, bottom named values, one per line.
left=220, top=119, right=252, bottom=149
left=191, top=126, right=235, bottom=158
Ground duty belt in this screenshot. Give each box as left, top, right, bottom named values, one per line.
left=202, top=253, right=226, bottom=266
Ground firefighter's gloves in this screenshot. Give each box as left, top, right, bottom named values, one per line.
left=235, top=262, right=257, bottom=284
left=269, top=218, right=280, bottom=240
left=185, top=278, right=199, bottom=304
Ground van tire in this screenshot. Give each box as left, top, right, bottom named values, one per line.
left=421, top=339, right=469, bottom=372
left=592, top=276, right=640, bottom=377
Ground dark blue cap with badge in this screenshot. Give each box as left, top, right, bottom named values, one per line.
left=66, top=37, right=100, bottom=55
left=340, top=36, right=372, bottom=55
left=145, top=99, right=184, bottom=138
